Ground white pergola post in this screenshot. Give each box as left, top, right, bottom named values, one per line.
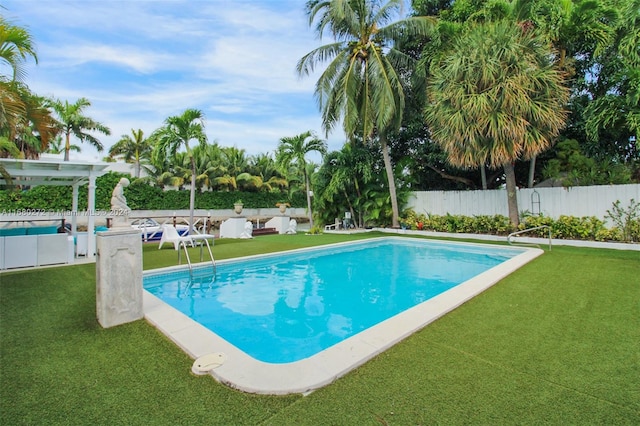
left=71, top=184, right=79, bottom=235
left=87, top=174, right=97, bottom=259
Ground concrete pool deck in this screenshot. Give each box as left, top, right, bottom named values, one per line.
left=143, top=239, right=544, bottom=395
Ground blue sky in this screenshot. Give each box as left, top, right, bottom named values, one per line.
left=3, top=0, right=347, bottom=163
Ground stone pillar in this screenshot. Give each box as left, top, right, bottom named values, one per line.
left=219, top=217, right=248, bottom=238
left=86, top=175, right=97, bottom=259
left=96, top=229, right=143, bottom=328
left=265, top=216, right=290, bottom=234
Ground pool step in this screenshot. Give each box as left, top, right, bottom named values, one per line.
left=252, top=227, right=278, bottom=236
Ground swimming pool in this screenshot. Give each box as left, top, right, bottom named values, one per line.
left=143, top=236, right=543, bottom=394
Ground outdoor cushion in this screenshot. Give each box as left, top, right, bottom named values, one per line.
left=0, top=228, right=27, bottom=236
left=26, top=226, right=58, bottom=235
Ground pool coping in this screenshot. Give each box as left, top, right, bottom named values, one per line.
left=143, top=237, right=544, bottom=395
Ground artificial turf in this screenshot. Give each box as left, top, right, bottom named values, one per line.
left=1, top=234, right=638, bottom=425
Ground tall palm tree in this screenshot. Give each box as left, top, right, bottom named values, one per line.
left=0, top=16, right=38, bottom=83
left=424, top=20, right=569, bottom=226
left=108, top=128, right=152, bottom=178
left=0, top=83, right=57, bottom=158
left=152, top=108, right=207, bottom=231
left=15, top=91, right=57, bottom=158
left=276, top=131, right=327, bottom=227
left=0, top=17, right=56, bottom=159
left=298, top=0, right=435, bottom=228
left=46, top=135, right=80, bottom=156
left=193, top=143, right=223, bottom=190
left=48, top=97, right=111, bottom=161
left=465, top=0, right=619, bottom=187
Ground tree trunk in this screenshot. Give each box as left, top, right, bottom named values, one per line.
left=135, top=161, right=141, bottom=178
left=528, top=155, right=536, bottom=188
left=481, top=165, right=487, bottom=190
left=380, top=134, right=400, bottom=228
left=189, top=157, right=196, bottom=233
left=304, top=169, right=314, bottom=228
left=354, top=179, right=363, bottom=228
left=342, top=188, right=358, bottom=228
left=503, top=162, right=519, bottom=227
left=64, top=132, right=70, bottom=162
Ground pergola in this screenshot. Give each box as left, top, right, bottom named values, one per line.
left=0, top=158, right=111, bottom=259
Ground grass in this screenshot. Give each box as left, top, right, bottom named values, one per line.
left=1, top=233, right=639, bottom=425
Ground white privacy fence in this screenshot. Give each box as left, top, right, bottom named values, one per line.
left=407, top=184, right=640, bottom=222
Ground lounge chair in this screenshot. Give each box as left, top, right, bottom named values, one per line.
left=158, top=224, right=193, bottom=250
left=324, top=218, right=340, bottom=231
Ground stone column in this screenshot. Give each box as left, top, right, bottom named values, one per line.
left=219, top=217, right=248, bottom=238
left=265, top=216, right=290, bottom=234
left=96, top=229, right=143, bottom=328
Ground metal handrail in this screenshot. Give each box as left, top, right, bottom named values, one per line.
left=178, top=239, right=193, bottom=268
left=177, top=238, right=216, bottom=280
left=508, top=225, right=552, bottom=250
left=197, top=238, right=216, bottom=278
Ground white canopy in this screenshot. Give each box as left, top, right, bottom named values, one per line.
left=0, top=158, right=111, bottom=259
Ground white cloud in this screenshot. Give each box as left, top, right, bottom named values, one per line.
left=43, top=43, right=175, bottom=74
left=5, top=0, right=345, bottom=164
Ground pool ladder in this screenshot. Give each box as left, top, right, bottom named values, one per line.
left=178, top=238, right=216, bottom=280
left=507, top=225, right=552, bottom=250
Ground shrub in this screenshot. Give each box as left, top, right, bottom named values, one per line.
left=307, top=225, right=323, bottom=235
left=606, top=199, right=640, bottom=242
left=552, top=215, right=604, bottom=240
left=399, top=211, right=633, bottom=243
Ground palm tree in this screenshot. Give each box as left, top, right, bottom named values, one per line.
left=0, top=134, right=20, bottom=157
left=16, top=91, right=57, bottom=158
left=276, top=131, right=327, bottom=227
left=424, top=20, right=569, bottom=226
left=0, top=17, right=56, bottom=159
left=213, top=146, right=250, bottom=191
left=316, top=142, right=374, bottom=227
left=298, top=0, right=435, bottom=228
left=193, top=143, right=223, bottom=190
left=152, top=108, right=207, bottom=232
left=46, top=135, right=80, bottom=156
left=465, top=0, right=619, bottom=187
left=220, top=146, right=249, bottom=176
left=248, top=153, right=288, bottom=192
left=0, top=83, right=57, bottom=159
left=0, top=16, right=38, bottom=83
left=108, top=129, right=152, bottom=178
left=0, top=135, right=20, bottom=187
left=583, top=0, right=639, bottom=150
left=48, top=97, right=111, bottom=161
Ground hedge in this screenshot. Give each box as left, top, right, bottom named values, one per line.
left=0, top=172, right=306, bottom=212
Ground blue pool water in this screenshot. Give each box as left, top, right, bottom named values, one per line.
left=144, top=238, right=523, bottom=363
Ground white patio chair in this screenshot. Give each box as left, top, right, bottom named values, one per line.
left=158, top=224, right=193, bottom=250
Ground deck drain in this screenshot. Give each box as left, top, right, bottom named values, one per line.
left=192, top=352, right=227, bottom=375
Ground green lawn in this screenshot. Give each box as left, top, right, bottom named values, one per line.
left=1, top=233, right=639, bottom=425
